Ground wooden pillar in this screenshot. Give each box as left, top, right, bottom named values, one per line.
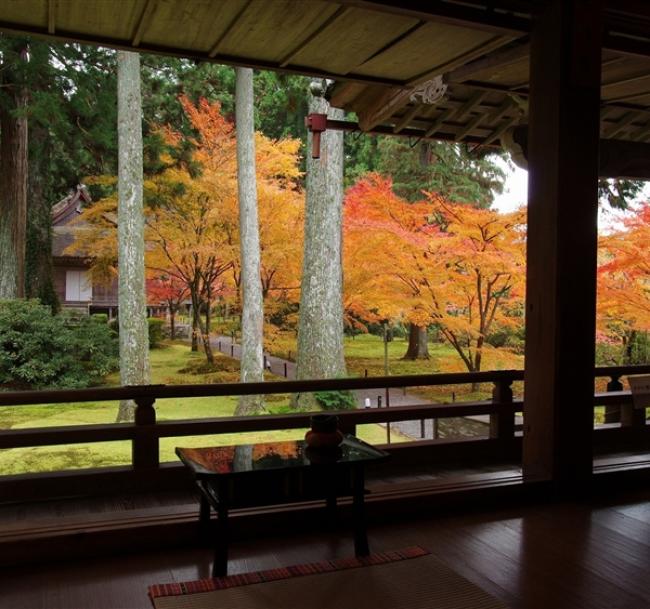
left=523, top=0, right=602, bottom=488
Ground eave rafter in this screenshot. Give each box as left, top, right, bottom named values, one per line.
left=631, top=118, right=650, bottom=142
left=208, top=0, right=253, bottom=59
left=132, top=0, right=157, bottom=47
left=605, top=111, right=642, bottom=139
left=327, top=0, right=532, bottom=36
left=278, top=5, right=349, bottom=68
left=356, top=35, right=516, bottom=132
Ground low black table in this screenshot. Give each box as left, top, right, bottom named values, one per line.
left=176, top=435, right=389, bottom=576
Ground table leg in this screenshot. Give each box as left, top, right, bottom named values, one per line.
left=352, top=465, right=369, bottom=557
left=199, top=493, right=210, bottom=533
left=212, top=499, right=229, bottom=577
left=325, top=467, right=338, bottom=528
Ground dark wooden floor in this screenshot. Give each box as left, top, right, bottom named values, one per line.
left=1, top=488, right=648, bottom=609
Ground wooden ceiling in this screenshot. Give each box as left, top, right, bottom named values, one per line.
left=2, top=1, right=650, bottom=146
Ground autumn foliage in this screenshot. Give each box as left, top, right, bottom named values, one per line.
left=70, top=98, right=648, bottom=370
left=344, top=174, right=526, bottom=373
left=597, top=203, right=650, bottom=345
left=70, top=97, right=303, bottom=362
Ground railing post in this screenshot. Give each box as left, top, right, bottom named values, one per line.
left=619, top=374, right=646, bottom=429
left=604, top=375, right=623, bottom=423
left=490, top=378, right=514, bottom=441
left=339, top=415, right=356, bottom=438
left=132, top=396, right=159, bottom=469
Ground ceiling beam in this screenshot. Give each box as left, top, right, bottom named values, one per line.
left=325, top=117, right=489, bottom=145
left=601, top=72, right=650, bottom=90
left=0, top=18, right=410, bottom=89
left=456, top=113, right=486, bottom=141
left=603, top=31, right=650, bottom=58
left=513, top=124, right=650, bottom=178
left=447, top=40, right=529, bottom=82
left=357, top=35, right=513, bottom=132
left=483, top=114, right=521, bottom=146
left=454, top=91, right=488, bottom=122
left=358, top=87, right=413, bottom=131
left=486, top=98, right=516, bottom=123
left=279, top=6, right=348, bottom=68
left=604, top=111, right=641, bottom=138
left=632, top=121, right=650, bottom=142
left=393, top=105, right=421, bottom=133
left=207, top=0, right=253, bottom=58
left=132, top=0, right=157, bottom=47
left=406, top=34, right=512, bottom=86
left=425, top=107, right=456, bottom=137
left=329, top=82, right=367, bottom=107
left=606, top=90, right=650, bottom=104
left=327, top=0, right=532, bottom=36
left=348, top=21, right=427, bottom=73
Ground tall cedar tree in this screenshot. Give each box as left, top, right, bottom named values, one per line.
left=235, top=67, right=265, bottom=415
left=0, top=37, right=28, bottom=298
left=294, top=83, right=346, bottom=409
left=116, top=51, right=150, bottom=423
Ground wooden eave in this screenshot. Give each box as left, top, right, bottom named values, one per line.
left=2, top=1, right=650, bottom=146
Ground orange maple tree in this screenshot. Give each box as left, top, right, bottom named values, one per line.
left=344, top=174, right=526, bottom=374
left=597, top=203, right=650, bottom=346
left=146, top=275, right=189, bottom=339
left=70, top=97, right=304, bottom=363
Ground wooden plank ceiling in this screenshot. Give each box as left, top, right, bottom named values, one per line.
left=2, top=0, right=650, bottom=146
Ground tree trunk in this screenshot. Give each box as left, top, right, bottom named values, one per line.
left=169, top=308, right=176, bottom=340
left=116, top=51, right=150, bottom=423
left=0, top=57, right=28, bottom=300
left=294, top=82, right=346, bottom=410
left=234, top=67, right=265, bottom=416
left=469, top=336, right=484, bottom=392
left=191, top=304, right=199, bottom=351
left=25, top=123, right=58, bottom=311
left=202, top=296, right=215, bottom=365
left=403, top=324, right=430, bottom=359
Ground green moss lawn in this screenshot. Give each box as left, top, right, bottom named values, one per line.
left=0, top=342, right=399, bottom=475
left=271, top=332, right=525, bottom=402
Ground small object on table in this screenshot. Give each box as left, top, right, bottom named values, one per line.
left=304, top=414, right=343, bottom=449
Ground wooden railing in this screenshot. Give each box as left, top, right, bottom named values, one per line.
left=0, top=366, right=648, bottom=501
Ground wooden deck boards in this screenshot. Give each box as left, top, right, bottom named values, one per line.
left=0, top=489, right=648, bottom=609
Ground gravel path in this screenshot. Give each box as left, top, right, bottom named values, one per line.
left=211, top=335, right=456, bottom=440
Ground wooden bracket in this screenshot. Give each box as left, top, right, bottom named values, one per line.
left=305, top=113, right=328, bottom=158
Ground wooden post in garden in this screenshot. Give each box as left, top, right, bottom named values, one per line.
left=523, top=0, right=602, bottom=489
left=490, top=378, right=515, bottom=443
left=132, top=396, right=158, bottom=469
left=604, top=374, right=623, bottom=423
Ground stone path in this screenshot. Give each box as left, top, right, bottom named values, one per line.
left=212, top=335, right=456, bottom=441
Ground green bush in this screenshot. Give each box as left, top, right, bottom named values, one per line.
left=147, top=318, right=165, bottom=348
left=91, top=313, right=109, bottom=324
left=0, top=300, right=118, bottom=389
left=314, top=389, right=357, bottom=411
left=108, top=317, right=119, bottom=336
left=107, top=316, right=166, bottom=348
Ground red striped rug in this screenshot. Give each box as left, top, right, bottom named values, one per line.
left=148, top=546, right=507, bottom=609
left=149, top=547, right=427, bottom=599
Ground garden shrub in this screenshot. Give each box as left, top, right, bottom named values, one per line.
left=147, top=318, right=165, bottom=348
left=0, top=300, right=118, bottom=389
left=107, top=316, right=166, bottom=348
left=314, top=389, right=357, bottom=411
